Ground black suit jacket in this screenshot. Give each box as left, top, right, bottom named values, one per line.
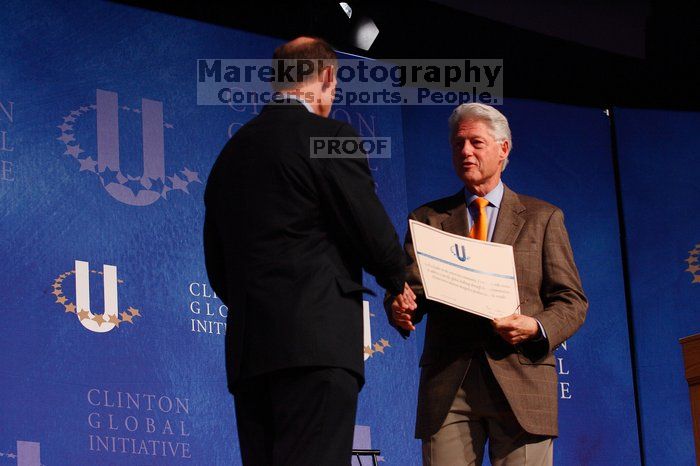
left=204, top=101, right=405, bottom=392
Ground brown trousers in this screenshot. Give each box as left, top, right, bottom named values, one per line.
left=422, top=353, right=553, bottom=466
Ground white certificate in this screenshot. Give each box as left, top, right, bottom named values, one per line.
left=409, top=219, right=520, bottom=319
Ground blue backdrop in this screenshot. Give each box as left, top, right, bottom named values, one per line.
left=401, top=102, right=641, bottom=465
left=0, top=0, right=690, bottom=465
left=0, top=1, right=422, bottom=464
left=615, top=108, right=700, bottom=466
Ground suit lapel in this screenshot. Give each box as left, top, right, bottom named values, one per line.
left=491, top=184, right=526, bottom=246
left=440, top=190, right=470, bottom=236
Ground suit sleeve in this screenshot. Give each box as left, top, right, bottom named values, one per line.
left=526, top=208, right=588, bottom=356
left=383, top=211, right=430, bottom=337
left=203, top=181, right=228, bottom=305
left=317, top=123, right=406, bottom=295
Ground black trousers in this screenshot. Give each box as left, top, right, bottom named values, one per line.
left=233, top=366, right=360, bottom=466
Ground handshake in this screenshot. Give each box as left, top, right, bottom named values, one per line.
left=389, top=283, right=542, bottom=344
left=389, top=283, right=418, bottom=332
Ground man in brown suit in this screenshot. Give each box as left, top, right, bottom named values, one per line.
left=388, top=103, right=587, bottom=465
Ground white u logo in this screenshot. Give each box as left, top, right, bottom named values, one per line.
left=96, top=89, right=166, bottom=206
left=16, top=440, right=41, bottom=466
left=74, top=260, right=119, bottom=333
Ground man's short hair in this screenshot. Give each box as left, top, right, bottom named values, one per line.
left=448, top=103, right=513, bottom=170
left=272, top=37, right=338, bottom=91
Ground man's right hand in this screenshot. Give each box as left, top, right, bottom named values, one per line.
left=390, top=283, right=418, bottom=332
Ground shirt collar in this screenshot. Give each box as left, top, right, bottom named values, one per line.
left=465, top=180, right=504, bottom=208
left=276, top=93, right=315, bottom=114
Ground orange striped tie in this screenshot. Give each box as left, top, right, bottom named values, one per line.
left=469, top=197, right=489, bottom=241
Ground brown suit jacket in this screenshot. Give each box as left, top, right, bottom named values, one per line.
left=395, top=184, right=587, bottom=439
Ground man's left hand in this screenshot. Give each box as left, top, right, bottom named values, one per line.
left=492, top=314, right=540, bottom=345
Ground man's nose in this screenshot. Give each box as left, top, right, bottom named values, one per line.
left=460, top=142, right=474, bottom=157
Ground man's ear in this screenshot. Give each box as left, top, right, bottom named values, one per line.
left=499, top=140, right=510, bottom=161
left=321, top=66, right=335, bottom=90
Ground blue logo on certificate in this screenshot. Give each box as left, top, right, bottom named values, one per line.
left=451, top=243, right=470, bottom=262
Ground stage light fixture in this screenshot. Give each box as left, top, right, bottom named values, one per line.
left=313, top=0, right=379, bottom=52
left=339, top=2, right=352, bottom=19
left=351, top=17, right=379, bottom=51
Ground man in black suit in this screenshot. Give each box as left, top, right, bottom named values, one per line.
left=204, top=37, right=411, bottom=465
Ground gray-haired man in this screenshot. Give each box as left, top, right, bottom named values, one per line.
left=388, top=103, right=588, bottom=465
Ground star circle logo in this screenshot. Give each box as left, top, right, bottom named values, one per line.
left=52, top=260, right=142, bottom=333
left=362, top=301, right=391, bottom=359
left=57, top=89, right=201, bottom=206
